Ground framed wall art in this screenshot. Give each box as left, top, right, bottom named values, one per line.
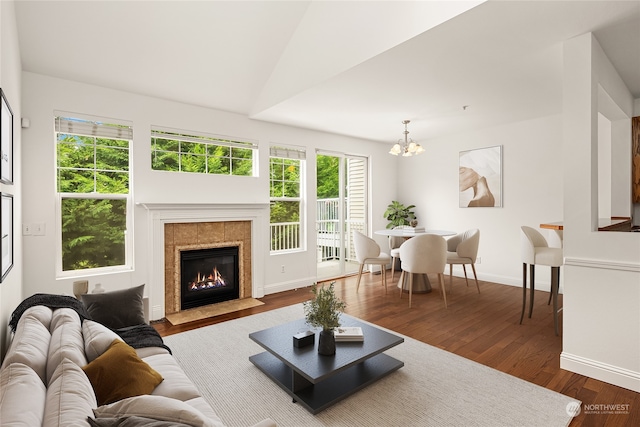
left=1, top=88, right=13, bottom=184
left=1, top=193, right=13, bottom=282
left=459, top=145, right=502, bottom=208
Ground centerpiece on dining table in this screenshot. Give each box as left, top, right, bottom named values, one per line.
left=383, top=200, right=417, bottom=229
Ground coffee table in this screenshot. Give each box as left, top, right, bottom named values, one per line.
left=249, top=314, right=404, bottom=414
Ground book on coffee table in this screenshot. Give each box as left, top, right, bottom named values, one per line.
left=334, top=326, right=364, bottom=342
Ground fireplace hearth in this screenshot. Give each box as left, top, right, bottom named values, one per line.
left=180, top=246, right=240, bottom=310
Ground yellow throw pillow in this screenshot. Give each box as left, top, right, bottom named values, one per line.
left=82, top=339, right=163, bottom=406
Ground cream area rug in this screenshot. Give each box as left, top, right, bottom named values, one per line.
left=163, top=304, right=580, bottom=427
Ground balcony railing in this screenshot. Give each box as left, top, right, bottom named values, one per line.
left=269, top=198, right=365, bottom=258
left=270, top=222, right=300, bottom=252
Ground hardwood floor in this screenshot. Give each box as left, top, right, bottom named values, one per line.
left=154, top=273, right=640, bottom=427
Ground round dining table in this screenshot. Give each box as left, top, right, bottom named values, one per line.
left=374, top=228, right=456, bottom=293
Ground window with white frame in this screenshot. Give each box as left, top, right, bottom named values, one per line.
left=270, top=146, right=305, bottom=252
left=55, top=115, right=132, bottom=275
left=151, top=127, right=257, bottom=176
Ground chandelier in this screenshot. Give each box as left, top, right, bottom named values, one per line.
left=389, top=120, right=424, bottom=156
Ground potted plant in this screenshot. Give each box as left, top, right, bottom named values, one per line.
left=383, top=201, right=417, bottom=229
left=303, top=282, right=346, bottom=356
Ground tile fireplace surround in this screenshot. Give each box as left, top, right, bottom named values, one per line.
left=164, top=221, right=250, bottom=315
left=141, top=203, right=269, bottom=321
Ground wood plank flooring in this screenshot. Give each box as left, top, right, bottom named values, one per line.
left=153, top=273, right=640, bottom=426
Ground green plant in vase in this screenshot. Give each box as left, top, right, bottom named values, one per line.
left=383, top=200, right=416, bottom=229
left=303, top=282, right=346, bottom=356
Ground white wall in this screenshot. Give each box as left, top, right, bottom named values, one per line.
left=598, top=85, right=633, bottom=219
left=398, top=113, right=564, bottom=291
left=560, top=33, right=640, bottom=392
left=597, top=113, right=611, bottom=219
left=0, top=0, right=24, bottom=356
left=397, top=38, right=640, bottom=392
left=20, top=72, right=397, bottom=319
left=634, top=98, right=640, bottom=226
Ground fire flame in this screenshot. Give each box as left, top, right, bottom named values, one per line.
left=189, top=267, right=227, bottom=291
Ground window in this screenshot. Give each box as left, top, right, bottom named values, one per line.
left=55, top=115, right=132, bottom=275
left=151, top=127, right=257, bottom=176
left=270, top=146, right=305, bottom=252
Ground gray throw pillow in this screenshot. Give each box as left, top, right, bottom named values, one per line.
left=81, top=285, right=145, bottom=330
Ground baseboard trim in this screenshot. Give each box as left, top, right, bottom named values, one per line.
left=560, top=351, right=640, bottom=392
left=264, top=276, right=317, bottom=295
left=472, top=271, right=555, bottom=293
left=564, top=257, right=640, bottom=272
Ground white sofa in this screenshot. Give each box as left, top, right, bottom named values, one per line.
left=0, top=305, right=276, bottom=427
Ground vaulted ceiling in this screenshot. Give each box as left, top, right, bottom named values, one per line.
left=14, top=1, right=640, bottom=144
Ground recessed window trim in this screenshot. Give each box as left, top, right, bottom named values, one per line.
left=55, top=113, right=133, bottom=278
left=151, top=126, right=258, bottom=176
left=270, top=145, right=306, bottom=254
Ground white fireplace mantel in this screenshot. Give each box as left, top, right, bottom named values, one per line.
left=139, top=202, right=270, bottom=320
left=138, top=202, right=271, bottom=211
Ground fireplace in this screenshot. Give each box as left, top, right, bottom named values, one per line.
left=180, top=246, right=240, bottom=310
left=159, top=218, right=258, bottom=317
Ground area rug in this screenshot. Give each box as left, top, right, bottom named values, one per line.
left=163, top=304, right=580, bottom=427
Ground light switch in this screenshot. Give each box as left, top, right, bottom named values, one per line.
left=33, top=223, right=46, bottom=236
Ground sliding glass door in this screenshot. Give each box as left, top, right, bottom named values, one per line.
left=316, top=151, right=368, bottom=279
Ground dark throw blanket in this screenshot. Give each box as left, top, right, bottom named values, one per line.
left=9, top=293, right=172, bottom=354
left=8, top=293, right=90, bottom=332
left=115, top=324, right=172, bottom=355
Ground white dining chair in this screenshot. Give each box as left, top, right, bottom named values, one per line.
left=520, top=226, right=563, bottom=335
left=399, top=234, right=447, bottom=308
left=389, top=225, right=412, bottom=280
left=446, top=229, right=480, bottom=293
left=353, top=231, right=390, bottom=293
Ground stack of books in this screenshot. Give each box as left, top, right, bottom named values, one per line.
left=334, top=326, right=364, bottom=342
left=404, top=226, right=425, bottom=233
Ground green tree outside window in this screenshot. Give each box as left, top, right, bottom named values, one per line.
left=151, top=130, right=255, bottom=176
left=270, top=153, right=303, bottom=251
left=56, top=118, right=131, bottom=272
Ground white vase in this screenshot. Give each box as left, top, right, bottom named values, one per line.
left=72, top=280, right=88, bottom=299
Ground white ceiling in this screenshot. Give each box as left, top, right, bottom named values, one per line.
left=14, top=1, right=640, bottom=144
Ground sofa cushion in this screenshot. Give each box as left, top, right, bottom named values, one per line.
left=21, top=304, right=54, bottom=327
left=50, top=307, right=82, bottom=330
left=83, top=339, right=163, bottom=406
left=1, top=314, right=51, bottom=383
left=81, top=285, right=146, bottom=330
left=43, top=358, right=97, bottom=427
left=183, top=397, right=226, bottom=426
left=134, top=346, right=170, bottom=359
left=83, top=319, right=123, bottom=362
left=88, top=415, right=194, bottom=427
left=94, top=395, right=224, bottom=427
left=47, top=309, right=88, bottom=384
left=143, top=353, right=200, bottom=401
left=0, top=363, right=47, bottom=426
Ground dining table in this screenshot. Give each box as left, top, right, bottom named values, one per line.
left=539, top=222, right=564, bottom=248
left=374, top=228, right=456, bottom=293
left=539, top=222, right=563, bottom=230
